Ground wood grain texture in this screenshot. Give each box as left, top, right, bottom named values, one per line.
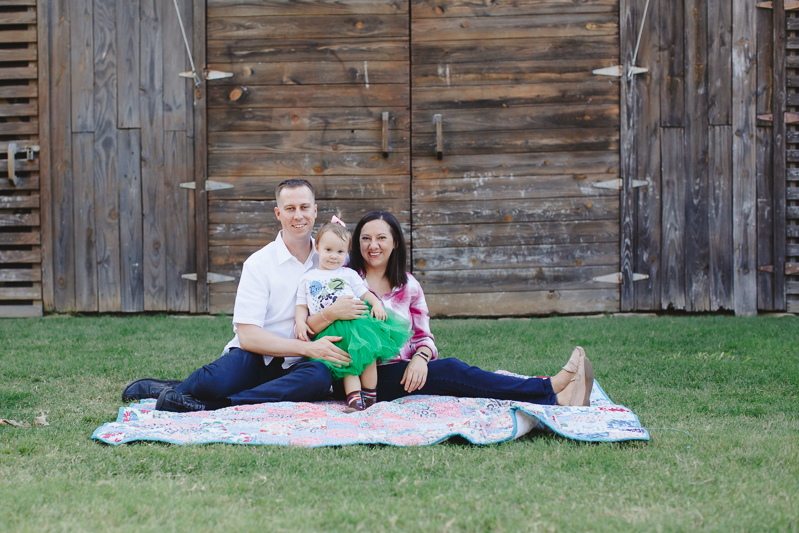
left=37, top=0, right=54, bottom=311
left=72, top=132, right=97, bottom=312
left=756, top=125, right=774, bottom=310
left=619, top=0, right=635, bottom=311
left=0, top=249, right=41, bottom=263
left=208, top=0, right=408, bottom=16
left=209, top=152, right=411, bottom=176
left=411, top=13, right=618, bottom=41
left=0, top=269, right=42, bottom=282
left=732, top=0, right=758, bottom=315
left=424, top=289, right=619, bottom=316
left=69, top=0, right=93, bottom=132
left=660, top=128, right=686, bottom=309
left=208, top=175, right=410, bottom=200
left=772, top=0, right=787, bottom=309
left=413, top=151, right=619, bottom=179
left=51, top=0, right=76, bottom=311
left=164, top=131, right=191, bottom=311
left=0, top=232, right=40, bottom=245
left=118, top=129, right=144, bottom=312
left=208, top=107, right=410, bottom=132
left=413, top=173, right=618, bottom=201
left=684, top=0, right=710, bottom=312
left=141, top=0, right=166, bottom=311
left=209, top=129, right=410, bottom=154
left=707, top=0, right=732, bottom=125
left=163, top=0, right=189, bottom=132
left=412, top=59, right=615, bottom=87
left=413, top=196, right=618, bottom=224
left=208, top=84, right=409, bottom=108
left=207, top=38, right=409, bottom=63
left=209, top=198, right=410, bottom=224
left=709, top=125, right=733, bottom=310
left=193, top=0, right=208, bottom=312
left=116, top=0, right=140, bottom=128
left=208, top=14, right=409, bottom=40
left=415, top=266, right=621, bottom=294
left=412, top=104, right=619, bottom=132
left=206, top=61, right=409, bottom=86
left=94, top=0, right=121, bottom=312
left=659, top=0, right=684, bottom=126
left=412, top=37, right=618, bottom=64
left=411, top=0, right=617, bottom=18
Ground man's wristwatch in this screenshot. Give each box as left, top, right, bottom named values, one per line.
left=412, top=351, right=430, bottom=363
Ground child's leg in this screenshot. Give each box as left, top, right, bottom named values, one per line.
left=343, top=374, right=363, bottom=412
left=361, top=362, right=378, bottom=409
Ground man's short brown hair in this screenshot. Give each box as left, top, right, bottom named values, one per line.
left=275, top=179, right=315, bottom=205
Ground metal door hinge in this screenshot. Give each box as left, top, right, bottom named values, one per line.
left=757, top=112, right=799, bottom=123
left=593, top=272, right=650, bottom=284
left=7, top=142, right=40, bottom=186
left=180, top=180, right=234, bottom=191
left=593, top=65, right=649, bottom=78
left=182, top=272, right=236, bottom=283
left=760, top=263, right=799, bottom=275
left=592, top=178, right=648, bottom=190
left=180, top=69, right=233, bottom=81
left=757, top=1, right=799, bottom=9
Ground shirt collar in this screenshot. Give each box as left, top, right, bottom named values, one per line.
left=275, top=231, right=316, bottom=265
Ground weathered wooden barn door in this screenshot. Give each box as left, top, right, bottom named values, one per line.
left=205, top=0, right=411, bottom=313
left=0, top=0, right=42, bottom=317
left=410, top=0, right=622, bottom=315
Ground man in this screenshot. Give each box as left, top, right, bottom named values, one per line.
left=122, top=179, right=361, bottom=412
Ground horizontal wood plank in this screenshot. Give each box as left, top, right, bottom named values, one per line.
left=425, top=288, right=619, bottom=316
left=0, top=249, right=41, bottom=263
left=0, top=232, right=39, bottom=245
left=413, top=196, right=618, bottom=224
left=0, top=48, right=36, bottom=61
left=0, top=11, right=36, bottom=24
left=0, top=85, right=37, bottom=98
left=0, top=160, right=37, bottom=173
left=416, top=265, right=619, bottom=293
left=412, top=104, right=618, bottom=132
left=208, top=15, right=408, bottom=40
left=0, top=122, right=38, bottom=136
left=412, top=80, right=618, bottom=109
left=208, top=0, right=408, bottom=16
left=0, top=103, right=38, bottom=117
left=209, top=152, right=411, bottom=176
left=412, top=127, right=619, bottom=155
left=0, top=285, right=42, bottom=300
left=0, top=67, right=38, bottom=80
left=0, top=30, right=37, bottom=43
left=208, top=38, right=409, bottom=63
left=413, top=150, right=618, bottom=179
left=209, top=129, right=410, bottom=153
left=206, top=61, right=409, bottom=86
left=412, top=37, right=619, bottom=64
left=209, top=197, right=410, bottom=224
left=208, top=106, right=410, bottom=131
left=0, top=212, right=39, bottom=226
left=208, top=175, right=410, bottom=200
left=412, top=13, right=617, bottom=41
left=413, top=173, right=618, bottom=201
left=412, top=59, right=615, bottom=87
left=0, top=176, right=38, bottom=190
left=209, top=84, right=409, bottom=108
left=0, top=194, right=39, bottom=209
left=414, top=242, right=619, bottom=270
left=411, top=0, right=617, bottom=18
left=0, top=268, right=41, bottom=282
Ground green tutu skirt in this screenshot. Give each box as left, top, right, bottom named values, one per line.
left=317, top=306, right=412, bottom=380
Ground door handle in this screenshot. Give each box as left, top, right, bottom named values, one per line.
left=382, top=112, right=389, bottom=158
left=433, top=114, right=443, bottom=160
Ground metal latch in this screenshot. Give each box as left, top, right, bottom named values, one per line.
left=593, top=65, right=649, bottom=78
left=592, top=178, right=648, bottom=190
left=180, top=180, right=234, bottom=191
left=180, top=70, right=233, bottom=81
left=593, top=272, right=650, bottom=284
left=182, top=272, right=236, bottom=283
left=7, top=142, right=40, bottom=187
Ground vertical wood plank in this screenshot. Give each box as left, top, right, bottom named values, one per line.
left=163, top=0, right=188, bottom=131
left=707, top=0, right=732, bottom=125
left=772, top=0, right=787, bottom=309
left=709, top=125, right=733, bottom=310
left=185, top=0, right=197, bottom=312
left=51, top=0, right=76, bottom=311
left=684, top=0, right=710, bottom=311
left=660, top=0, right=684, bottom=127
left=141, top=0, right=167, bottom=310
left=732, top=0, right=758, bottom=315
left=93, top=0, right=121, bottom=312
left=756, top=125, right=774, bottom=310
left=164, top=131, right=191, bottom=311
left=661, top=127, right=686, bottom=309
left=118, top=129, right=144, bottom=311
left=69, top=0, right=93, bottom=132
left=193, top=0, right=208, bottom=312
left=38, top=0, right=55, bottom=312
left=619, top=0, right=637, bottom=311
left=634, top=0, right=661, bottom=310
left=72, top=132, right=97, bottom=311
left=116, top=0, right=140, bottom=128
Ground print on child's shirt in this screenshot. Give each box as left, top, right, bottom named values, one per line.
left=309, top=278, right=347, bottom=314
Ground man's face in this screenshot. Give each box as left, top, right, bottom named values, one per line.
left=274, top=186, right=317, bottom=242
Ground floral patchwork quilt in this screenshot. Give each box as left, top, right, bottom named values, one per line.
left=92, top=374, right=648, bottom=446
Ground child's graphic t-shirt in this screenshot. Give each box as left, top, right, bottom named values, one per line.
left=296, top=267, right=369, bottom=316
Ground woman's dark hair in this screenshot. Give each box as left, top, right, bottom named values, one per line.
left=349, top=210, right=408, bottom=289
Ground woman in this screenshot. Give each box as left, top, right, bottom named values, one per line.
left=311, top=211, right=593, bottom=407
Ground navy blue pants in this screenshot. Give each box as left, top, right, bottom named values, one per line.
left=175, top=348, right=332, bottom=409
left=332, top=357, right=557, bottom=405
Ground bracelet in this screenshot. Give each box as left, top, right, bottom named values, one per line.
left=412, top=351, right=430, bottom=363
left=320, top=309, right=332, bottom=325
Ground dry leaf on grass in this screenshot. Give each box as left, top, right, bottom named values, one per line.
left=34, top=411, right=49, bottom=426
left=0, top=419, right=28, bottom=427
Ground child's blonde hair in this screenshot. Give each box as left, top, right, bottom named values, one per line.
left=315, top=220, right=351, bottom=249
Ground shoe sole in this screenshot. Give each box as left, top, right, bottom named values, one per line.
left=122, top=378, right=182, bottom=402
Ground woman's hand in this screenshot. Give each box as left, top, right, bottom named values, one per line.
left=325, top=296, right=368, bottom=321
left=400, top=355, right=429, bottom=393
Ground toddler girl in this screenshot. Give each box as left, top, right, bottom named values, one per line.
left=295, top=217, right=411, bottom=412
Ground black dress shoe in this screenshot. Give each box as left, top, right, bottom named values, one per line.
left=122, top=378, right=184, bottom=402
left=155, top=388, right=206, bottom=413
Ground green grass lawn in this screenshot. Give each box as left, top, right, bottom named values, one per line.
left=1, top=314, right=797, bottom=532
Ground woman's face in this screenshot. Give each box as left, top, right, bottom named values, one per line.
left=359, top=219, right=395, bottom=273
